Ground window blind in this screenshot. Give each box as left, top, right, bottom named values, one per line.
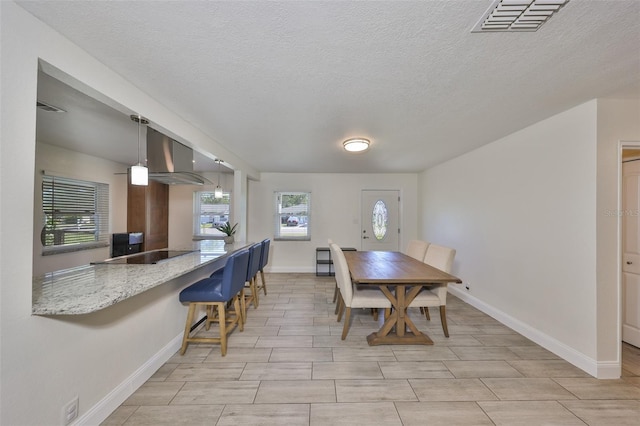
left=42, top=174, right=109, bottom=249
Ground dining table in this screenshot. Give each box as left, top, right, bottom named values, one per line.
left=343, top=250, right=462, bottom=346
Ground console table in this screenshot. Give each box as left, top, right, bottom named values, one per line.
left=316, top=246, right=356, bottom=276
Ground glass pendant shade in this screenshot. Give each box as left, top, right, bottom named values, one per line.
left=131, top=164, right=148, bottom=186
left=214, top=158, right=223, bottom=198
left=130, top=114, right=149, bottom=186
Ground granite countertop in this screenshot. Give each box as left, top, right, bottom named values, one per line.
left=32, top=240, right=251, bottom=315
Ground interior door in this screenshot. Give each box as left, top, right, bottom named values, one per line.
left=361, top=190, right=400, bottom=251
left=622, top=160, right=640, bottom=348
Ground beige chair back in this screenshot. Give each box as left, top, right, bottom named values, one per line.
left=423, top=244, right=455, bottom=273
left=406, top=240, right=429, bottom=261
left=423, top=244, right=456, bottom=303
left=330, top=243, right=353, bottom=305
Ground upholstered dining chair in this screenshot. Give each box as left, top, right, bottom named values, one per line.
left=406, top=239, right=430, bottom=261
left=408, top=243, right=456, bottom=337
left=244, top=242, right=262, bottom=311
left=256, top=238, right=270, bottom=296
left=179, top=249, right=249, bottom=356
left=327, top=238, right=341, bottom=308
left=330, top=243, right=391, bottom=340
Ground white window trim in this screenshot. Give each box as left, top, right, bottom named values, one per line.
left=274, top=191, right=311, bottom=241
left=193, top=190, right=232, bottom=240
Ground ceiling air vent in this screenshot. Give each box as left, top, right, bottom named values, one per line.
left=472, top=0, right=569, bottom=33
left=36, top=100, right=66, bottom=113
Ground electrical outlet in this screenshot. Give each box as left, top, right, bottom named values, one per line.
left=61, top=396, right=78, bottom=426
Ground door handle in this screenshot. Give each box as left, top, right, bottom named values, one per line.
left=363, top=236, right=369, bottom=239
left=627, top=261, right=633, bottom=265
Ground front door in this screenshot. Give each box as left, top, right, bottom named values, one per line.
left=622, top=160, right=640, bottom=348
left=361, top=190, right=400, bottom=251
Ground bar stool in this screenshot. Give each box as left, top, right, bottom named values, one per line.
left=256, top=238, right=270, bottom=296
left=244, top=243, right=262, bottom=311
left=179, top=250, right=249, bottom=356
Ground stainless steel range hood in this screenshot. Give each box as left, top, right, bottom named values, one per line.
left=146, top=128, right=211, bottom=185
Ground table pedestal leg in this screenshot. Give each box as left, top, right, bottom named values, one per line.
left=366, top=284, right=434, bottom=346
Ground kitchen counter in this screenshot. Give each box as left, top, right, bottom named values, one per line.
left=32, top=240, right=251, bottom=315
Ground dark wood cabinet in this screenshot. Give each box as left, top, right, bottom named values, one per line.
left=127, top=179, right=169, bottom=251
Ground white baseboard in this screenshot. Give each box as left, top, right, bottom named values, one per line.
left=267, top=266, right=316, bottom=274
left=448, top=286, right=620, bottom=379
left=596, top=360, right=623, bottom=379
left=74, top=332, right=183, bottom=425
left=623, top=324, right=640, bottom=347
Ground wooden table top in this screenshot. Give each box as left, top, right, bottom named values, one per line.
left=343, top=250, right=462, bottom=285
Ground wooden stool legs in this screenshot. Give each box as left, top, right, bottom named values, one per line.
left=180, top=303, right=197, bottom=355
left=180, top=297, right=243, bottom=356
left=258, top=269, right=268, bottom=295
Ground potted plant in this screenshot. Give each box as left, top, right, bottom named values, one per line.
left=215, top=221, right=238, bottom=244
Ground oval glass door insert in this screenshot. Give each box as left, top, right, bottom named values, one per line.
left=372, top=200, right=388, bottom=240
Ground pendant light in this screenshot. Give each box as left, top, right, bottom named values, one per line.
left=214, top=159, right=223, bottom=198
left=130, top=114, right=149, bottom=186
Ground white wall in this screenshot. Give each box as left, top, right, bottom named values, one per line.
left=419, top=101, right=601, bottom=373
left=0, top=3, right=242, bottom=424
left=32, top=143, right=128, bottom=276
left=248, top=173, right=419, bottom=272
left=595, top=98, right=640, bottom=364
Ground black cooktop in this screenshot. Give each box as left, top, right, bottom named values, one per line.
left=93, top=250, right=196, bottom=265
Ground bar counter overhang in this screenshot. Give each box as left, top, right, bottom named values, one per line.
left=32, top=241, right=251, bottom=315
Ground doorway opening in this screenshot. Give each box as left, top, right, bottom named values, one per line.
left=620, top=142, right=640, bottom=376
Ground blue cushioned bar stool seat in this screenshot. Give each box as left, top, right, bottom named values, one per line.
left=179, top=250, right=249, bottom=356
left=256, top=238, right=270, bottom=296
left=243, top=243, right=262, bottom=311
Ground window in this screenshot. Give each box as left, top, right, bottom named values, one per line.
left=372, top=199, right=389, bottom=240
left=41, top=174, right=109, bottom=254
left=194, top=191, right=231, bottom=237
left=275, top=191, right=310, bottom=241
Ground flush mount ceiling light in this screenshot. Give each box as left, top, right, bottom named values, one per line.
left=472, top=0, right=569, bottom=33
left=343, top=138, right=371, bottom=153
left=130, top=114, right=149, bottom=186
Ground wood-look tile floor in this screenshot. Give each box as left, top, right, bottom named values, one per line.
left=103, top=273, right=640, bottom=425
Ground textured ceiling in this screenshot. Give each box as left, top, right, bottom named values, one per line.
left=18, top=0, right=640, bottom=174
